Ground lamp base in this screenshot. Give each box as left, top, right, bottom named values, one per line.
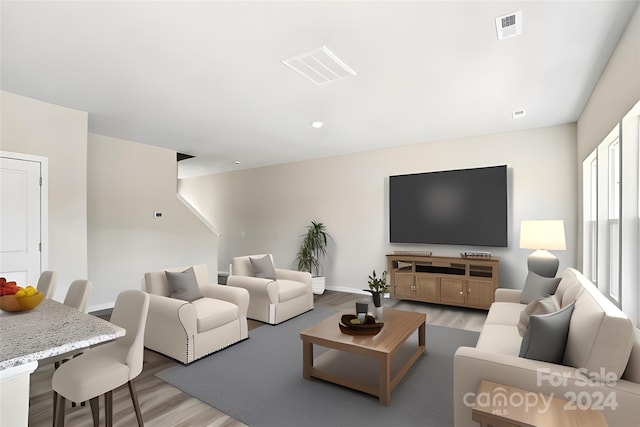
left=527, top=249, right=559, bottom=278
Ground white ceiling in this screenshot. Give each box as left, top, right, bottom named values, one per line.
left=1, top=1, right=637, bottom=177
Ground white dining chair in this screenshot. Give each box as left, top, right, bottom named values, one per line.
left=63, top=279, right=92, bottom=313
left=37, top=270, right=57, bottom=299
left=52, top=290, right=149, bottom=427
left=39, top=279, right=94, bottom=368
left=47, top=280, right=93, bottom=371
left=49, top=280, right=94, bottom=420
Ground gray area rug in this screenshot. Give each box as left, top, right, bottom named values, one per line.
left=156, top=306, right=479, bottom=427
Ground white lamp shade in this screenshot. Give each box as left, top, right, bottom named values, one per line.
left=519, top=220, right=566, bottom=250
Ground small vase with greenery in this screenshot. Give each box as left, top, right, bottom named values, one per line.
left=365, top=270, right=389, bottom=307
left=296, top=221, right=331, bottom=277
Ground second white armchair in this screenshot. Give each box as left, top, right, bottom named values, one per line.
left=227, top=254, right=313, bottom=325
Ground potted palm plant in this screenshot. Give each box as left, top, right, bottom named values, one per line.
left=296, top=221, right=331, bottom=294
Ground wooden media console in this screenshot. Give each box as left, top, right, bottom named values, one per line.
left=386, top=254, right=499, bottom=310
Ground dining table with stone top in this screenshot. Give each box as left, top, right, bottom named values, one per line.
left=0, top=298, right=125, bottom=426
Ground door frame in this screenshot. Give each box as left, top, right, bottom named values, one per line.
left=1, top=150, right=49, bottom=272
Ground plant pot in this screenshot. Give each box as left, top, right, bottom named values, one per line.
left=368, top=291, right=382, bottom=308
left=312, top=276, right=325, bottom=295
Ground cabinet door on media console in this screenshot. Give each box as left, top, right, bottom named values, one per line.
left=394, top=273, right=416, bottom=298
left=466, top=280, right=493, bottom=308
left=440, top=278, right=466, bottom=305
left=415, top=276, right=438, bottom=302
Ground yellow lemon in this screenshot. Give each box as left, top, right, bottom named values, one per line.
left=25, top=286, right=37, bottom=296
left=15, top=289, right=26, bottom=298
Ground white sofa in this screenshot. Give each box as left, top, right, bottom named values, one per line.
left=144, top=264, right=249, bottom=364
left=454, top=268, right=640, bottom=426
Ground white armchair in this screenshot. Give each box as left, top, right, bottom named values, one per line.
left=227, top=254, right=313, bottom=324
left=143, top=264, right=249, bottom=364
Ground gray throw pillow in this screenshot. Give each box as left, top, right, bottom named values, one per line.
left=517, top=295, right=560, bottom=336
left=519, top=302, right=575, bottom=363
left=250, top=255, right=276, bottom=280
left=520, top=271, right=561, bottom=304
left=165, top=267, right=203, bottom=302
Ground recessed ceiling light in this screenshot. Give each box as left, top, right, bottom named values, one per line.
left=311, top=121, right=324, bottom=129
left=234, top=160, right=241, bottom=165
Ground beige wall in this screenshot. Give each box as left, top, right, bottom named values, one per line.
left=0, top=91, right=219, bottom=308
left=179, top=123, right=577, bottom=292
left=0, top=91, right=88, bottom=300
left=577, top=4, right=640, bottom=322
left=577, top=4, right=640, bottom=161
left=88, top=134, right=219, bottom=309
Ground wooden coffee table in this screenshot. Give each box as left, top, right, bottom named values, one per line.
left=300, top=307, right=426, bottom=406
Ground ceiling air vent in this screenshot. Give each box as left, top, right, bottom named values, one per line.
left=496, top=10, right=522, bottom=40
left=177, top=152, right=195, bottom=162
left=282, top=46, right=356, bottom=85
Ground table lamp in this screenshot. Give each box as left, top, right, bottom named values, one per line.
left=519, top=220, right=566, bottom=278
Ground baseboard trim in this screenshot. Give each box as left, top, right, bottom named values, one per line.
left=325, top=285, right=367, bottom=294
left=89, top=301, right=115, bottom=314
left=324, top=286, right=390, bottom=300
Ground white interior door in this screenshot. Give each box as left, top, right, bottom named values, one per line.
left=0, top=156, right=42, bottom=285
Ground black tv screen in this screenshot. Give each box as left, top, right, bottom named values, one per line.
left=389, top=165, right=508, bottom=247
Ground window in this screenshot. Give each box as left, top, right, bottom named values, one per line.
left=607, top=137, right=620, bottom=301
left=583, top=151, right=597, bottom=283
left=583, top=100, right=640, bottom=325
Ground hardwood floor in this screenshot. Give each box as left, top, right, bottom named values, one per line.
left=28, top=290, right=486, bottom=426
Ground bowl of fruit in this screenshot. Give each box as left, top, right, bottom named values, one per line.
left=0, top=278, right=45, bottom=312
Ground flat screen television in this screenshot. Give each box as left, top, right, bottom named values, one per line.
left=389, top=165, right=508, bottom=247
